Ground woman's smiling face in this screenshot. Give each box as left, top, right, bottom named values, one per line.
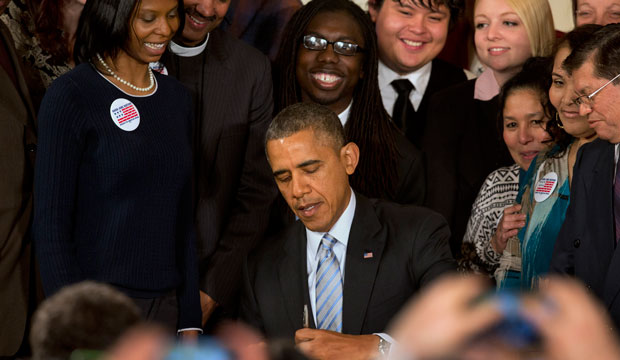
left=124, top=0, right=180, bottom=64
left=502, top=88, right=552, bottom=170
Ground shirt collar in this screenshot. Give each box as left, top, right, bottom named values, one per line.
left=378, top=60, right=433, bottom=96
left=306, top=190, right=356, bottom=254
left=337, top=101, right=353, bottom=127
left=474, top=68, right=500, bottom=101
left=169, top=33, right=210, bottom=57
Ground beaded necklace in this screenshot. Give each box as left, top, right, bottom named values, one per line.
left=96, top=53, right=154, bottom=92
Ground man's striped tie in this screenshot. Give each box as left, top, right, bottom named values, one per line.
left=315, top=233, right=343, bottom=332
left=614, top=161, right=620, bottom=245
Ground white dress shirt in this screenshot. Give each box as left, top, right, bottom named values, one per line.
left=378, top=60, right=432, bottom=116
left=337, top=101, right=353, bottom=127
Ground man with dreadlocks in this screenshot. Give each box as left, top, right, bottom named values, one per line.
left=273, top=0, right=425, bottom=206
left=369, top=0, right=467, bottom=150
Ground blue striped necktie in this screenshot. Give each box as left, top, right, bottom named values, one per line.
left=315, top=233, right=343, bottom=332
left=614, top=160, right=620, bottom=245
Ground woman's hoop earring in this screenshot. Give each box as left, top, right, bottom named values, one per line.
left=556, top=113, right=564, bottom=129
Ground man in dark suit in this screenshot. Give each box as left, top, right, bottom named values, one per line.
left=160, top=0, right=277, bottom=327
left=0, top=0, right=38, bottom=355
left=368, top=0, right=467, bottom=149
left=550, top=24, right=620, bottom=328
left=240, top=103, right=455, bottom=360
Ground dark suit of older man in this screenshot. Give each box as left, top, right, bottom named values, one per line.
left=0, top=14, right=38, bottom=356
left=550, top=139, right=620, bottom=328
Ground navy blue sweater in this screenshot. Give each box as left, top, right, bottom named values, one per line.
left=33, top=63, right=201, bottom=329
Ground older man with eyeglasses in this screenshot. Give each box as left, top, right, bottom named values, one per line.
left=551, top=23, right=620, bottom=330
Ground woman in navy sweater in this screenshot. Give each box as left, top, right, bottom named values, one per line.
left=33, top=0, right=201, bottom=336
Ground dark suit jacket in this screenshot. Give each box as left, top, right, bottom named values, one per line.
left=400, top=58, right=467, bottom=146
left=221, top=0, right=302, bottom=60
left=0, top=20, right=37, bottom=356
left=392, top=130, right=426, bottom=205
left=240, top=194, right=455, bottom=338
left=162, top=28, right=278, bottom=311
left=422, top=80, right=513, bottom=257
left=550, top=139, right=620, bottom=328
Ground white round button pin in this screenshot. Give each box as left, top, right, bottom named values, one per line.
left=110, top=98, right=140, bottom=131
left=534, top=172, right=558, bottom=202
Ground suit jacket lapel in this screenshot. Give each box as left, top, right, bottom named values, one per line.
left=278, top=223, right=315, bottom=331
left=197, top=29, right=231, bottom=169
left=585, top=140, right=613, bottom=199
left=342, top=195, right=385, bottom=335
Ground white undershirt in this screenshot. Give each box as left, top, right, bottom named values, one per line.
left=169, top=33, right=210, bottom=57
left=337, top=101, right=353, bottom=127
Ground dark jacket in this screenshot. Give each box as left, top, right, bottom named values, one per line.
left=240, top=194, right=455, bottom=338
left=162, top=28, right=278, bottom=311
left=550, top=139, right=620, bottom=329
left=422, top=79, right=513, bottom=256
left=0, top=19, right=37, bottom=356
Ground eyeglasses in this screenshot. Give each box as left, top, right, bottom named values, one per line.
left=301, top=35, right=364, bottom=56
left=574, top=73, right=620, bottom=112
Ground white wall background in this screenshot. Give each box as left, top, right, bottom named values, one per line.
left=300, top=0, right=574, bottom=31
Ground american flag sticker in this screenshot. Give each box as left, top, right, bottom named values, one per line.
left=533, top=171, right=558, bottom=203
left=363, top=251, right=373, bottom=259
left=110, top=98, right=140, bottom=132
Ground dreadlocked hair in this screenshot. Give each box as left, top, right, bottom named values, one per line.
left=274, top=0, right=400, bottom=200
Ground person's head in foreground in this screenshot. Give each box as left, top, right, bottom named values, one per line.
left=30, top=281, right=141, bottom=360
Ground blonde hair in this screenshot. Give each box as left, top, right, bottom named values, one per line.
left=506, top=0, right=555, bottom=57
